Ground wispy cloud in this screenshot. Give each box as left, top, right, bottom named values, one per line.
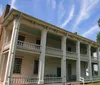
left=0, top=4, right=3, bottom=16
left=11, top=0, right=17, bottom=9
left=61, top=5, right=75, bottom=28
left=82, top=24, right=99, bottom=37
left=58, top=0, right=65, bottom=21
left=47, top=0, right=56, bottom=10
left=72, top=0, right=99, bottom=32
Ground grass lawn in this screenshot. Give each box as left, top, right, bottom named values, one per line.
left=86, top=82, right=100, bottom=85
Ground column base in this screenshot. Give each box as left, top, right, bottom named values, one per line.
left=3, top=81, right=8, bottom=85
left=38, top=80, right=44, bottom=84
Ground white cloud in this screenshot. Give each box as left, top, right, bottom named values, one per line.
left=61, top=5, right=75, bottom=28
left=58, top=0, right=65, bottom=20
left=52, top=0, right=56, bottom=9
left=11, top=0, right=17, bottom=9
left=82, top=24, right=99, bottom=37
left=47, top=0, right=56, bottom=9
left=72, top=0, right=99, bottom=32
left=0, top=4, right=3, bottom=16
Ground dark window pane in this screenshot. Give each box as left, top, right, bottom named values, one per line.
left=13, top=58, right=22, bottom=74
left=34, top=60, right=39, bottom=74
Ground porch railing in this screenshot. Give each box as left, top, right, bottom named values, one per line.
left=80, top=54, right=88, bottom=60
left=11, top=76, right=38, bottom=84
left=66, top=51, right=77, bottom=58
left=46, top=46, right=63, bottom=56
left=17, top=40, right=41, bottom=52
left=91, top=57, right=98, bottom=61
left=44, top=77, right=62, bottom=84
left=83, top=76, right=90, bottom=82
left=92, top=76, right=100, bottom=81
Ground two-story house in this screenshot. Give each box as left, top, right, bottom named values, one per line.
left=0, top=4, right=100, bottom=85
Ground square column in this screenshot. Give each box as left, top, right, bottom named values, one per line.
left=38, top=29, right=47, bottom=84
left=97, top=48, right=100, bottom=75
left=76, top=41, right=81, bottom=81
left=3, top=16, right=21, bottom=85
left=0, top=54, right=6, bottom=81
left=88, top=45, right=92, bottom=81
left=61, top=36, right=66, bottom=83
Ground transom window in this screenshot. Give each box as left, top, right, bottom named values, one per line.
left=13, top=58, right=22, bottom=74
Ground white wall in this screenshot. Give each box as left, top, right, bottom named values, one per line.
left=66, top=60, right=76, bottom=76
left=45, top=57, right=61, bottom=76
left=13, top=55, right=38, bottom=77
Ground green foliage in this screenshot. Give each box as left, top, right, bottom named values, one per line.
left=98, top=19, right=100, bottom=27
left=97, top=32, right=100, bottom=42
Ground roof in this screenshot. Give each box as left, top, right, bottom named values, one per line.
left=2, top=8, right=100, bottom=47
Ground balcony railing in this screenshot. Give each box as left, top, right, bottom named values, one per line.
left=11, top=76, right=38, bottom=84
left=11, top=77, right=62, bottom=84
left=93, top=76, right=100, bottom=81
left=80, top=54, right=88, bottom=61
left=83, top=76, right=90, bottom=82
left=66, top=51, right=77, bottom=59
left=91, top=57, right=98, bottom=61
left=17, top=40, right=41, bottom=52
left=46, top=46, right=63, bottom=56
left=44, top=77, right=62, bottom=84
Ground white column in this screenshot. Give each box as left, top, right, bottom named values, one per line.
left=38, top=29, right=47, bottom=84
left=0, top=27, right=7, bottom=74
left=97, top=48, right=100, bottom=75
left=88, top=45, right=92, bottom=81
left=76, top=41, right=81, bottom=81
left=61, top=36, right=66, bottom=83
left=3, top=16, right=21, bottom=85
left=0, top=54, right=5, bottom=81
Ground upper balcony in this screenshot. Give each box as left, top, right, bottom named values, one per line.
left=80, top=43, right=89, bottom=61
left=91, top=47, right=98, bottom=62
left=66, top=39, right=77, bottom=60
left=46, top=33, right=63, bottom=57
left=3, top=24, right=98, bottom=60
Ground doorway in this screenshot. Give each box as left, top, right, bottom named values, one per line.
left=57, top=67, right=61, bottom=77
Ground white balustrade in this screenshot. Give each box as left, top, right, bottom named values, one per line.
left=46, top=46, right=63, bottom=56
left=66, top=51, right=77, bottom=58
left=91, top=57, right=98, bottom=61
left=80, top=54, right=88, bottom=60
left=83, top=76, right=90, bottom=82
left=11, top=77, right=38, bottom=84
left=17, top=40, right=41, bottom=51
left=92, top=76, right=100, bottom=81
left=44, top=77, right=62, bottom=84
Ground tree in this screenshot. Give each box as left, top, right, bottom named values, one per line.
left=98, top=18, right=100, bottom=27
left=97, top=32, right=100, bottom=42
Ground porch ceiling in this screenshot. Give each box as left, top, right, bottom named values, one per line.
left=20, top=24, right=41, bottom=36
left=16, top=49, right=40, bottom=58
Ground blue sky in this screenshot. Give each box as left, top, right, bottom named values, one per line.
left=0, top=0, right=100, bottom=41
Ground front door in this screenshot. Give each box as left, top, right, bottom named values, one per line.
left=68, top=64, right=72, bottom=80
left=57, top=67, right=61, bottom=77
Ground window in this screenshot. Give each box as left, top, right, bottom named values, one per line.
left=68, top=64, right=71, bottom=74
left=34, top=60, right=39, bottom=74
left=68, top=47, right=71, bottom=51
left=13, top=58, right=22, bottom=74
left=18, top=35, right=25, bottom=41
left=36, top=40, right=40, bottom=45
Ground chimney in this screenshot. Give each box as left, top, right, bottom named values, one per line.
left=4, top=4, right=10, bottom=18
